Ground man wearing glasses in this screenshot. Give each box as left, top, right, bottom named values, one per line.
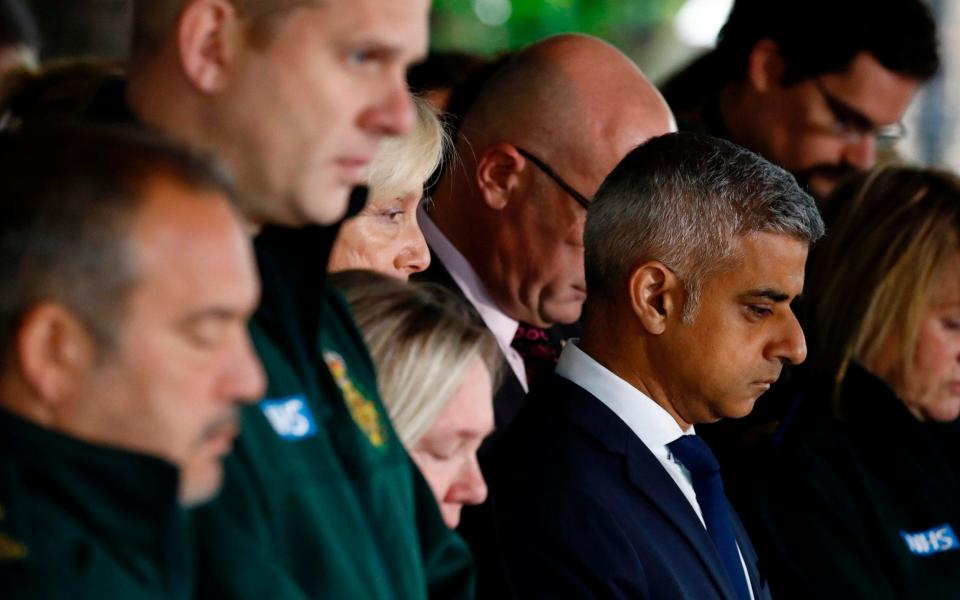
left=415, top=35, right=673, bottom=596
left=661, top=0, right=939, bottom=200
left=416, top=33, right=674, bottom=441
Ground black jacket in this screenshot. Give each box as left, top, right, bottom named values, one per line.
left=739, top=364, right=960, bottom=600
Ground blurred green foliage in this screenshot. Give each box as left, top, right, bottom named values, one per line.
left=430, top=0, right=685, bottom=56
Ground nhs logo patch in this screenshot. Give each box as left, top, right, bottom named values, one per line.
left=900, top=524, right=959, bottom=556
left=260, top=395, right=318, bottom=440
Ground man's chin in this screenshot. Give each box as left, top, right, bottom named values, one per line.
left=794, top=167, right=860, bottom=201
left=541, top=300, right=586, bottom=328
left=723, top=394, right=762, bottom=420
left=805, top=175, right=840, bottom=201
left=291, top=181, right=356, bottom=227
left=178, top=462, right=224, bottom=508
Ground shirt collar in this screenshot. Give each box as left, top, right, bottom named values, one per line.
left=419, top=208, right=519, bottom=349
left=555, top=341, right=693, bottom=448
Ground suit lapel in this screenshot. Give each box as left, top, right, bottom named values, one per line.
left=731, top=509, right=767, bottom=599
left=550, top=375, right=741, bottom=600
left=623, top=445, right=740, bottom=600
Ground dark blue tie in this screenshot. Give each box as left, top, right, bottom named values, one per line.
left=668, top=434, right=751, bottom=600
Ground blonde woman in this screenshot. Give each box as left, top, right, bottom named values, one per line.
left=329, top=95, right=448, bottom=279
left=332, top=269, right=501, bottom=528
left=741, top=166, right=960, bottom=599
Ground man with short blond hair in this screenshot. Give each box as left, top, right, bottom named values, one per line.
left=79, top=0, right=473, bottom=597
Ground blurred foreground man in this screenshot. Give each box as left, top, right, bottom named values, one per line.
left=114, top=1, right=474, bottom=597
left=662, top=0, right=939, bottom=199
left=483, top=133, right=824, bottom=599
left=0, top=126, right=264, bottom=598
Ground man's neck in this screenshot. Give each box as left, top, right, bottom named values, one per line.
left=0, top=376, right=56, bottom=430
left=579, top=324, right=693, bottom=431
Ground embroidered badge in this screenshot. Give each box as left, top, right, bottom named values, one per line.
left=323, top=351, right=387, bottom=448
left=260, top=395, right=318, bottom=440
left=0, top=532, right=27, bottom=560
left=900, top=524, right=959, bottom=556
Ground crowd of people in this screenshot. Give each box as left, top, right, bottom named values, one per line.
left=0, top=0, right=956, bottom=598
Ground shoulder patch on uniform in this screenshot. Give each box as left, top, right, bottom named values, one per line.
left=0, top=532, right=27, bottom=561
left=260, top=395, right=318, bottom=440
left=900, top=524, right=959, bottom=556
left=323, top=351, right=387, bottom=449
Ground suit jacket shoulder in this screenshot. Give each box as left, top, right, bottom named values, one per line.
left=484, top=374, right=770, bottom=600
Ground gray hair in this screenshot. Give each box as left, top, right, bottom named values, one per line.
left=584, top=132, right=824, bottom=321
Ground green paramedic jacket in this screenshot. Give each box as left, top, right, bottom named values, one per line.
left=0, top=408, right=190, bottom=599
left=192, top=225, right=476, bottom=599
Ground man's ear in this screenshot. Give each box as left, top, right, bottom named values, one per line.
left=475, top=143, right=526, bottom=211
left=628, top=262, right=682, bottom=335
left=16, top=303, right=97, bottom=405
left=746, top=38, right=786, bottom=93
left=178, top=0, right=241, bottom=94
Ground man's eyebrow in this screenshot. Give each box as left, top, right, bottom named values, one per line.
left=180, top=307, right=244, bottom=326
left=743, top=288, right=791, bottom=302
left=347, top=38, right=406, bottom=58
left=823, top=91, right=877, bottom=129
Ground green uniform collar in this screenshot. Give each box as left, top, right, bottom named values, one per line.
left=0, top=407, right=184, bottom=570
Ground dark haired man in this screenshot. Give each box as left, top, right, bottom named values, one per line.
left=661, top=0, right=940, bottom=199
left=0, top=126, right=264, bottom=598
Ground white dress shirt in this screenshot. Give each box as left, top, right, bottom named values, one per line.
left=555, top=341, right=755, bottom=599
left=419, top=209, right=528, bottom=391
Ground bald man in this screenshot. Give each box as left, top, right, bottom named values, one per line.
left=415, top=33, right=675, bottom=437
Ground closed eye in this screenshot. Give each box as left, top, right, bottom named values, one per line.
left=746, top=305, right=773, bottom=319
left=381, top=208, right=403, bottom=222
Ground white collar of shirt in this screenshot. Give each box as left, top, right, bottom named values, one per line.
left=555, top=341, right=755, bottom=599
left=555, top=341, right=702, bottom=522
left=555, top=340, right=694, bottom=448
left=420, top=209, right=528, bottom=391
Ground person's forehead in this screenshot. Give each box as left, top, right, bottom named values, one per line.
left=718, top=232, right=809, bottom=290
left=930, top=253, right=960, bottom=308
left=433, top=361, right=494, bottom=429
left=129, top=176, right=255, bottom=297
left=565, top=97, right=673, bottom=196
left=300, top=0, right=429, bottom=52
left=816, top=51, right=920, bottom=126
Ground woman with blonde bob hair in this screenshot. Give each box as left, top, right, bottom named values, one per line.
left=332, top=269, right=501, bottom=528
left=329, top=95, right=449, bottom=279
left=740, top=166, right=960, bottom=599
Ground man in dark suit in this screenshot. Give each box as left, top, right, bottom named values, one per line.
left=414, top=33, right=674, bottom=437
left=483, top=132, right=825, bottom=599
